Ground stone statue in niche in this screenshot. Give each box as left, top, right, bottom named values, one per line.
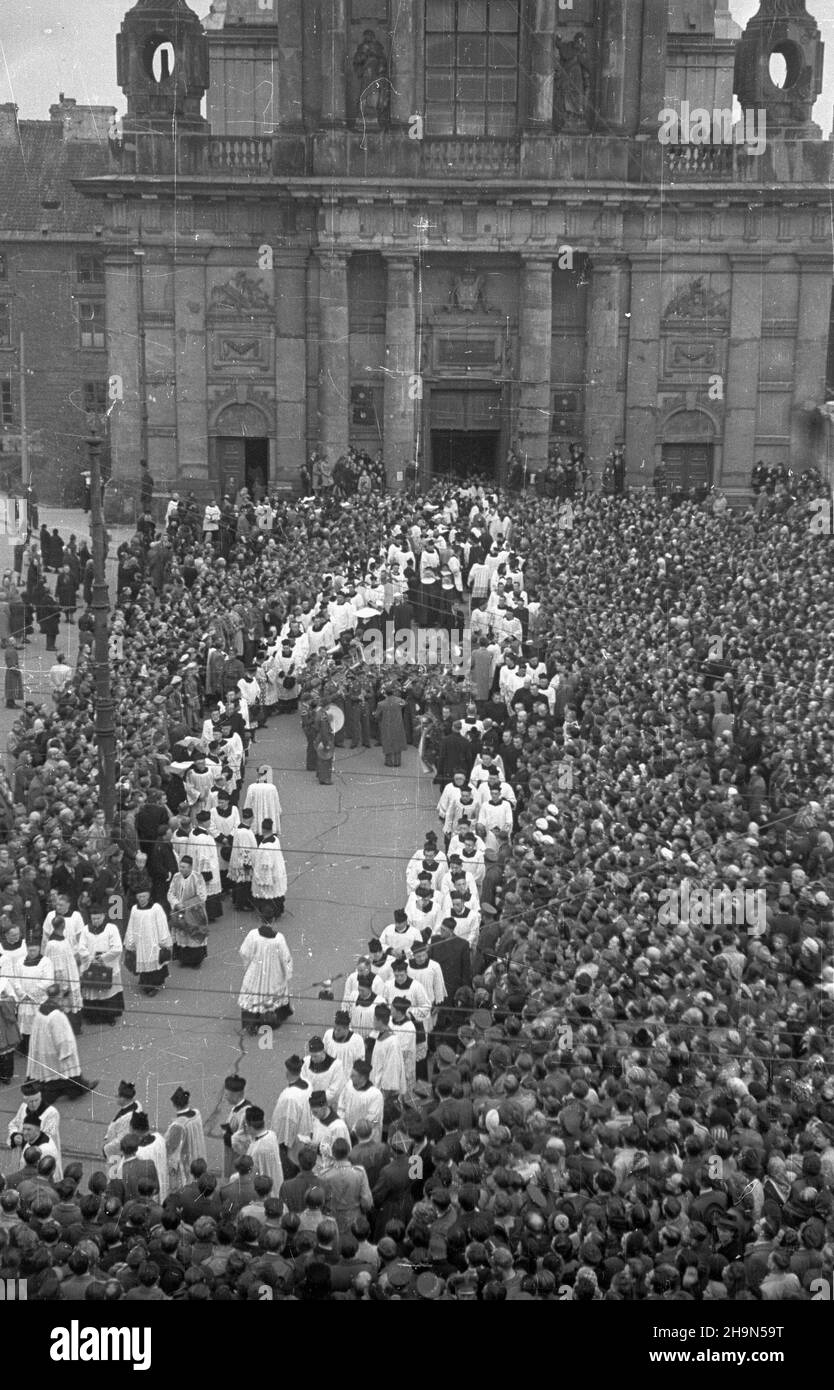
left=446, top=269, right=495, bottom=314
left=210, top=271, right=271, bottom=312
left=353, top=29, right=390, bottom=129
left=554, top=32, right=592, bottom=130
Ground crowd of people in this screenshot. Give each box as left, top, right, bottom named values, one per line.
left=0, top=463, right=833, bottom=1300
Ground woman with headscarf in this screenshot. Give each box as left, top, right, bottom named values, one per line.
left=244, top=764, right=282, bottom=837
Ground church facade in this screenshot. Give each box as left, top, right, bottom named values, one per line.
left=79, top=0, right=834, bottom=506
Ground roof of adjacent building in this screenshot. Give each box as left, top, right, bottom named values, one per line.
left=0, top=111, right=110, bottom=236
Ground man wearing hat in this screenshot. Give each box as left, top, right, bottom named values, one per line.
left=228, top=808, right=257, bottom=911
left=124, top=879, right=172, bottom=997
left=237, top=1105, right=283, bottom=1190
left=11, top=1108, right=62, bottom=1177
left=122, top=1110, right=168, bottom=1201
left=406, top=940, right=446, bottom=1041
left=244, top=766, right=282, bottom=838
left=8, top=1078, right=62, bottom=1170
left=102, top=1081, right=144, bottom=1178
left=187, top=812, right=223, bottom=922
left=369, top=1003, right=407, bottom=1097
left=436, top=770, right=469, bottom=832
left=220, top=1074, right=252, bottom=1178
left=339, top=1059, right=384, bottom=1143
left=164, top=1087, right=207, bottom=1191
left=7, top=941, right=54, bottom=1052
left=301, top=1035, right=346, bottom=1108
left=251, top=818, right=287, bottom=920
left=305, top=1089, right=351, bottom=1177
left=379, top=907, right=422, bottom=958
left=167, top=854, right=210, bottom=967
left=271, top=1055, right=314, bottom=1174
left=323, top=1010, right=367, bottom=1079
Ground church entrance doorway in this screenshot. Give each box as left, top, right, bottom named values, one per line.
left=213, top=402, right=272, bottom=502
left=662, top=442, right=714, bottom=501
left=431, top=430, right=499, bottom=481
left=428, top=387, right=503, bottom=481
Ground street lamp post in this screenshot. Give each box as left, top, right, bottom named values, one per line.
left=86, top=424, right=116, bottom=830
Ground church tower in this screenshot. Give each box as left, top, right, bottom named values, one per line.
left=116, top=0, right=209, bottom=135
left=735, top=0, right=824, bottom=137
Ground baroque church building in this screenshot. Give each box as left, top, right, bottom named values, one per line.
left=76, top=0, right=833, bottom=504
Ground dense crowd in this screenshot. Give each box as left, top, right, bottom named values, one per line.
left=0, top=468, right=833, bottom=1300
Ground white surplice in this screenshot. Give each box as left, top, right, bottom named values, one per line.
left=238, top=928, right=293, bottom=1011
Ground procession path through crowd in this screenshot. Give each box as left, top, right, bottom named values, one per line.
left=0, top=508, right=437, bottom=1177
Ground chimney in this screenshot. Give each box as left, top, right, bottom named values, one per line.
left=49, top=95, right=118, bottom=141
left=0, top=102, right=20, bottom=145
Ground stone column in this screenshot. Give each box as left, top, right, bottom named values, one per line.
left=275, top=0, right=304, bottom=129
left=722, top=256, right=764, bottom=492
left=638, top=0, right=668, bottom=135
left=320, top=0, right=348, bottom=126
left=518, top=258, right=553, bottom=478
left=316, top=250, right=349, bottom=463
left=585, top=256, right=626, bottom=480
left=382, top=255, right=417, bottom=491
left=274, top=250, right=308, bottom=485
left=792, top=254, right=832, bottom=468
left=525, top=0, right=556, bottom=129
left=388, top=3, right=416, bottom=128
left=624, top=255, right=663, bottom=480
left=104, top=251, right=141, bottom=491
left=173, top=248, right=210, bottom=493
left=599, top=0, right=645, bottom=135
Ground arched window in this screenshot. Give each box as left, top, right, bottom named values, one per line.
left=144, top=37, right=176, bottom=84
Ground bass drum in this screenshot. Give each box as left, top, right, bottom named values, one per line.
left=326, top=702, right=345, bottom=733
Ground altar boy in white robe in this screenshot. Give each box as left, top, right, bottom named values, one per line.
left=244, top=765, right=282, bottom=837
left=6, top=946, right=53, bottom=1052
left=227, top=808, right=257, bottom=911
left=126, top=1110, right=169, bottom=1201
left=368, top=1003, right=407, bottom=1097
left=271, top=1055, right=313, bottom=1173
left=164, top=1086, right=207, bottom=1190
left=102, top=1080, right=145, bottom=1178
left=323, top=1011, right=367, bottom=1081
left=237, top=1105, right=283, bottom=1191
left=301, top=1034, right=346, bottom=1108
left=221, top=1074, right=252, bottom=1178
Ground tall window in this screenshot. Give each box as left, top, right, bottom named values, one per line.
left=1, top=381, right=12, bottom=426
left=77, top=251, right=104, bottom=284
left=78, top=301, right=106, bottom=349
left=83, top=381, right=108, bottom=415
left=425, top=0, right=520, bottom=136
left=0, top=302, right=10, bottom=346
left=0, top=252, right=7, bottom=279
